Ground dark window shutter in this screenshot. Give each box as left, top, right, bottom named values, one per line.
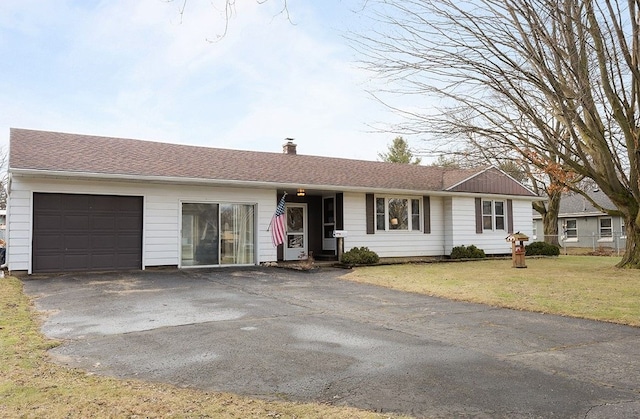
left=366, top=193, right=375, bottom=234
left=423, top=196, right=431, bottom=234
left=507, top=199, right=514, bottom=233
left=336, top=193, right=344, bottom=230
left=475, top=198, right=483, bottom=234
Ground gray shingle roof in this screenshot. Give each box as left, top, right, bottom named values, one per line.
left=559, top=190, right=616, bottom=215
left=532, top=189, right=618, bottom=218
left=9, top=128, right=537, bottom=196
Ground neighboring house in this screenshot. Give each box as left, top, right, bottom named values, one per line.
left=7, top=128, right=540, bottom=274
left=532, top=189, right=626, bottom=252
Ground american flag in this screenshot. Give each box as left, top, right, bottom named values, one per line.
left=270, top=193, right=287, bottom=247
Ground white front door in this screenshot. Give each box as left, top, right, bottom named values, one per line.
left=284, top=203, right=308, bottom=260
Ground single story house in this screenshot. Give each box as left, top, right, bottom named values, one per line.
left=532, top=189, right=626, bottom=252
left=7, top=128, right=540, bottom=274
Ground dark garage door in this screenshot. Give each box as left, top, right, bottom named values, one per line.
left=33, top=193, right=143, bottom=273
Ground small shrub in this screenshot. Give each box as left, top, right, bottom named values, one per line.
left=450, top=245, right=486, bottom=259
left=525, top=241, right=561, bottom=256
left=342, top=246, right=380, bottom=265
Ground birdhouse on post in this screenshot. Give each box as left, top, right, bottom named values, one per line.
left=506, top=232, right=529, bottom=268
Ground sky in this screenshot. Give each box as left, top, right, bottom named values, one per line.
left=0, top=0, right=412, bottom=162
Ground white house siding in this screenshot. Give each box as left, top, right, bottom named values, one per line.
left=511, top=199, right=535, bottom=239
left=7, top=175, right=277, bottom=273
left=443, top=197, right=453, bottom=253
left=447, top=196, right=533, bottom=255
left=145, top=196, right=179, bottom=267
left=6, top=188, right=31, bottom=270
left=342, top=192, right=446, bottom=258
left=447, top=196, right=481, bottom=254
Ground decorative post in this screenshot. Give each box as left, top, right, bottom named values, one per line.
left=333, top=230, right=347, bottom=263
left=506, top=232, right=529, bottom=268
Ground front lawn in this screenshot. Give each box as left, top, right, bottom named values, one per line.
left=343, top=256, right=640, bottom=326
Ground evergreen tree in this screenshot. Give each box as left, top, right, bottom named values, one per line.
left=378, top=136, right=421, bottom=165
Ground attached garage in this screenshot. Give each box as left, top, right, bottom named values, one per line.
left=32, top=193, right=143, bottom=273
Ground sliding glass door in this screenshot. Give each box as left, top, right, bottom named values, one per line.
left=181, top=202, right=254, bottom=267
left=220, top=204, right=254, bottom=265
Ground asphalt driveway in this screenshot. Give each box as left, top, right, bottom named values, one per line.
left=22, top=267, right=640, bottom=418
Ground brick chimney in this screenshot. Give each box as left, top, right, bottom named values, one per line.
left=283, top=138, right=297, bottom=155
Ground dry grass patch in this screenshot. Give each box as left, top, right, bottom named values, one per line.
left=0, top=276, right=403, bottom=419
left=344, top=256, right=640, bottom=326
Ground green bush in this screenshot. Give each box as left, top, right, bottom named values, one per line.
left=525, top=241, right=560, bottom=256
left=342, top=246, right=380, bottom=265
left=450, top=244, right=486, bottom=259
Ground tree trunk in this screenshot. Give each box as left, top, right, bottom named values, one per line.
left=542, top=213, right=559, bottom=246
left=543, top=191, right=561, bottom=246
left=617, top=212, right=640, bottom=268
left=532, top=189, right=561, bottom=246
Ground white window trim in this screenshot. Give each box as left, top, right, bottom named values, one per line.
left=599, top=217, right=613, bottom=241
left=482, top=200, right=506, bottom=231
left=562, top=219, right=578, bottom=242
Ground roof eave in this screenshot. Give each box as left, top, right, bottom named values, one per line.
left=8, top=168, right=544, bottom=199
left=450, top=191, right=544, bottom=201
left=559, top=211, right=611, bottom=218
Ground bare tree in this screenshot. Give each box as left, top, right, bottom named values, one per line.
left=166, top=0, right=291, bottom=39
left=355, top=0, right=640, bottom=267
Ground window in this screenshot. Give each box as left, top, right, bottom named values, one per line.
left=389, top=198, right=408, bottom=230
left=182, top=202, right=255, bottom=267
left=482, top=200, right=493, bottom=230
left=482, top=200, right=506, bottom=231
left=411, top=199, right=421, bottom=230
left=564, top=219, right=577, bottom=239
left=495, top=201, right=505, bottom=230
left=375, top=196, right=421, bottom=231
left=376, top=198, right=385, bottom=231
left=599, top=217, right=612, bottom=239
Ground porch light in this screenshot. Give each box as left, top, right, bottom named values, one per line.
left=297, top=188, right=306, bottom=197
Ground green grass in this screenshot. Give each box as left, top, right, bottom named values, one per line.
left=344, top=256, right=640, bottom=326
left=0, top=276, right=404, bottom=419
